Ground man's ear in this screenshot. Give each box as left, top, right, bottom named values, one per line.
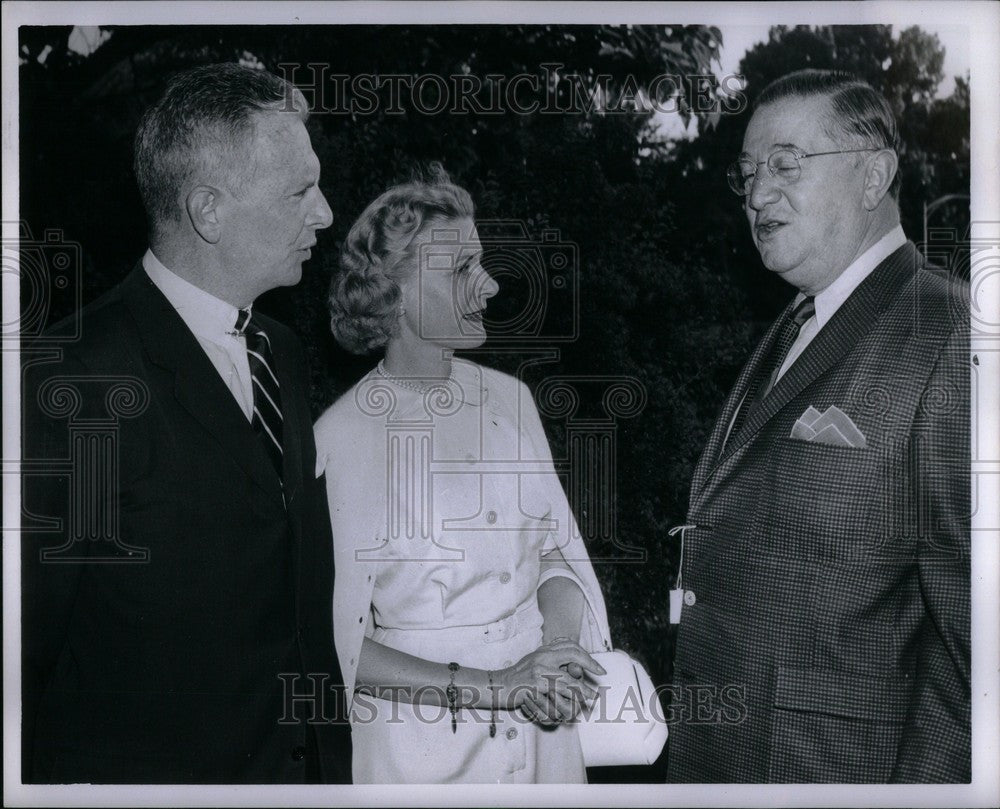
left=863, top=149, right=898, bottom=210
left=186, top=186, right=222, bottom=244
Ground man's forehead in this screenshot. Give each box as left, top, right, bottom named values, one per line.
left=252, top=111, right=308, bottom=151
left=249, top=112, right=318, bottom=177
left=741, top=95, right=835, bottom=155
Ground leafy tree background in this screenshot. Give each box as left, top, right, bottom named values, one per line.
left=19, top=23, right=969, bottom=781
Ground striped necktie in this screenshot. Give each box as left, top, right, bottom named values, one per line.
left=235, top=308, right=283, bottom=481
left=727, top=295, right=816, bottom=446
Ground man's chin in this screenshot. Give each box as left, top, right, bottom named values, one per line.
left=280, top=263, right=304, bottom=287
left=755, top=234, right=801, bottom=271
left=757, top=249, right=801, bottom=278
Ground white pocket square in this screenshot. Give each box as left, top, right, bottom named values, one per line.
left=790, top=405, right=867, bottom=448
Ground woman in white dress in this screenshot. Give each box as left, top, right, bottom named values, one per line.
left=314, top=167, right=612, bottom=783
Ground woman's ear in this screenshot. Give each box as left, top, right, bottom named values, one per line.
left=186, top=185, right=222, bottom=244
left=863, top=149, right=898, bottom=210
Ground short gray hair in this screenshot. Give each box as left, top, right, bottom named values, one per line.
left=133, top=63, right=308, bottom=230
left=756, top=69, right=901, bottom=199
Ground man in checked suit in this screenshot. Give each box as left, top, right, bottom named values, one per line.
left=666, top=70, right=970, bottom=782
left=21, top=64, right=351, bottom=782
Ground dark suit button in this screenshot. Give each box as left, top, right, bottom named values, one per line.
left=291, top=745, right=306, bottom=761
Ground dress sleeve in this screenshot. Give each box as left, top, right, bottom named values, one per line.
left=513, top=380, right=579, bottom=556
left=511, top=376, right=613, bottom=652
left=314, top=400, right=383, bottom=712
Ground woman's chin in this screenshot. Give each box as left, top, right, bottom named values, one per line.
left=445, top=329, right=488, bottom=349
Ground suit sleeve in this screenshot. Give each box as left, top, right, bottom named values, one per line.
left=20, top=350, right=89, bottom=781
left=891, top=315, right=971, bottom=782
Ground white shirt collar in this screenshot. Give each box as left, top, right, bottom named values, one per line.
left=811, top=224, right=907, bottom=328
left=142, top=249, right=245, bottom=337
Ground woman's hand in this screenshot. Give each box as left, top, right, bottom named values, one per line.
left=495, top=638, right=605, bottom=725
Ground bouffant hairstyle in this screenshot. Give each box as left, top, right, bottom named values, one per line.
left=329, top=165, right=475, bottom=354
left=755, top=69, right=901, bottom=199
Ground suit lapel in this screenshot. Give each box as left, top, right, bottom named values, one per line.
left=695, top=243, right=919, bottom=501
left=689, top=309, right=790, bottom=502
left=120, top=266, right=285, bottom=507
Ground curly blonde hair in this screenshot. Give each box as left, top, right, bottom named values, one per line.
left=328, top=164, right=475, bottom=354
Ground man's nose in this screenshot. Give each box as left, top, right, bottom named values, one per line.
left=746, top=169, right=781, bottom=211
left=310, top=188, right=334, bottom=230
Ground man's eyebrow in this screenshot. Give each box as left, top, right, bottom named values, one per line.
left=740, top=141, right=801, bottom=159
left=287, top=176, right=316, bottom=194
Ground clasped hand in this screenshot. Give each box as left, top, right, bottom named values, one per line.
left=495, top=638, right=605, bottom=726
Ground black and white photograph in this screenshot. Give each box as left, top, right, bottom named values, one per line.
left=3, top=1, right=998, bottom=806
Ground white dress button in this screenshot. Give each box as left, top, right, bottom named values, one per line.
left=486, top=510, right=497, bottom=524
left=499, top=572, right=511, bottom=584
left=684, top=590, right=696, bottom=606
left=506, top=728, right=518, bottom=740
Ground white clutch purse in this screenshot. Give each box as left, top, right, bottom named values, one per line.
left=574, top=650, right=668, bottom=767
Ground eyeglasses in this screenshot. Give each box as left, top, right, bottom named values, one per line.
left=726, top=148, right=880, bottom=197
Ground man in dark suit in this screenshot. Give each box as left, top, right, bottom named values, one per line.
left=666, top=70, right=969, bottom=782
left=21, top=63, right=351, bottom=783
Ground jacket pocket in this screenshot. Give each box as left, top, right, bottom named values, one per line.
left=768, top=664, right=908, bottom=782
left=774, top=665, right=909, bottom=723
left=754, top=437, right=885, bottom=562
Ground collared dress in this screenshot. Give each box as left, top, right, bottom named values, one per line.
left=315, top=359, right=612, bottom=783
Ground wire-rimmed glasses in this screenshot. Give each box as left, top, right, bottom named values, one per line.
left=726, top=148, right=881, bottom=197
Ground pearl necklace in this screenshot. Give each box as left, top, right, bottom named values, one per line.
left=375, top=359, right=455, bottom=394
left=374, top=359, right=486, bottom=407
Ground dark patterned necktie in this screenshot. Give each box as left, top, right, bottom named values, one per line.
left=727, top=295, right=816, bottom=446
left=235, top=308, right=283, bottom=481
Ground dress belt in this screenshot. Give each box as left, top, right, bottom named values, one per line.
left=378, top=598, right=538, bottom=645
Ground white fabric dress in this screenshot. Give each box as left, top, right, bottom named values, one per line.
left=314, top=359, right=612, bottom=784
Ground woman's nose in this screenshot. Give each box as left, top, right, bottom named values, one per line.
left=479, top=267, right=500, bottom=300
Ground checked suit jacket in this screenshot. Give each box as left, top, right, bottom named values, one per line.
left=666, top=242, right=970, bottom=783
left=21, top=266, right=351, bottom=783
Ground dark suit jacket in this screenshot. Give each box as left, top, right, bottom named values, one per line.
left=666, top=242, right=970, bottom=783
left=21, top=266, right=351, bottom=783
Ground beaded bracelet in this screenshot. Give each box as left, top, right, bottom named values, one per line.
left=487, top=669, right=497, bottom=738
left=446, top=662, right=460, bottom=733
